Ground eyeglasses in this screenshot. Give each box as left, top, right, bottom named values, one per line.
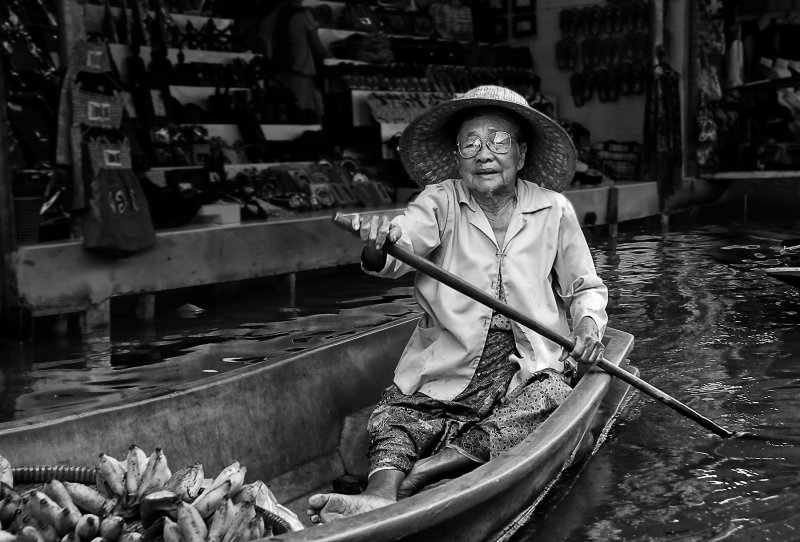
left=456, top=131, right=518, bottom=159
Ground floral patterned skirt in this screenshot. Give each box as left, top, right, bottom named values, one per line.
left=367, top=330, right=573, bottom=475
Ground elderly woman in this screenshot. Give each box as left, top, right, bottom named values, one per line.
left=308, top=85, right=608, bottom=523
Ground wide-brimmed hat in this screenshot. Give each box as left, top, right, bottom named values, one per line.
left=398, top=85, right=577, bottom=192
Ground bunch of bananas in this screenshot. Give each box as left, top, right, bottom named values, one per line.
left=0, top=450, right=304, bottom=542
left=141, top=460, right=304, bottom=541
left=0, top=478, right=137, bottom=542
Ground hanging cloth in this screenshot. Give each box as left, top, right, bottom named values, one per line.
left=643, top=60, right=682, bottom=207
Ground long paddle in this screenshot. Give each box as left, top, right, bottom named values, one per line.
left=332, top=212, right=746, bottom=439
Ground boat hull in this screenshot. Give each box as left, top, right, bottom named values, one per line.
left=764, top=267, right=800, bottom=288
left=0, top=316, right=635, bottom=541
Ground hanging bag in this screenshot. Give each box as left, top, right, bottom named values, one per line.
left=83, top=137, right=156, bottom=256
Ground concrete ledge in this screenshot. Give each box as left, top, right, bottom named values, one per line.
left=14, top=182, right=659, bottom=326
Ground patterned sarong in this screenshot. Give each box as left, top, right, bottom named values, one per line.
left=367, top=329, right=572, bottom=475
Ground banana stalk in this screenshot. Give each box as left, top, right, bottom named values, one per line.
left=0, top=457, right=12, bottom=488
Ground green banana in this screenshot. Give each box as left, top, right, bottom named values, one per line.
left=117, top=533, right=142, bottom=542
left=18, top=526, right=44, bottom=542
left=190, top=480, right=230, bottom=520
left=206, top=462, right=239, bottom=494
left=163, top=464, right=203, bottom=502
left=33, top=492, right=62, bottom=530
left=43, top=482, right=80, bottom=519
left=205, top=496, right=233, bottom=542
left=138, top=491, right=179, bottom=529
left=219, top=501, right=255, bottom=542
left=0, top=488, right=23, bottom=526
left=0, top=457, right=12, bottom=488
left=62, top=484, right=108, bottom=517
left=55, top=509, right=79, bottom=537
left=97, top=455, right=126, bottom=500
left=161, top=517, right=180, bottom=542
left=38, top=523, right=58, bottom=542
left=176, top=502, right=206, bottom=542
left=124, top=446, right=147, bottom=502
left=98, top=516, right=124, bottom=542
left=74, top=514, right=99, bottom=542
left=137, top=450, right=171, bottom=500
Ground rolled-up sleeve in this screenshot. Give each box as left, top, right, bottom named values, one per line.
left=363, top=184, right=448, bottom=278
left=552, top=197, right=608, bottom=334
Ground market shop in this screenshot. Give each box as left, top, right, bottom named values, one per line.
left=0, top=0, right=744, bottom=337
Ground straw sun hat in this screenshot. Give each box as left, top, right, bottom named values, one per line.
left=398, top=85, right=577, bottom=192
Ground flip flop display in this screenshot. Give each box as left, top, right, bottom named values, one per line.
left=556, top=1, right=652, bottom=106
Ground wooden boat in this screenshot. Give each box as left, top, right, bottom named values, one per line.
left=0, top=315, right=636, bottom=542
left=764, top=266, right=800, bottom=288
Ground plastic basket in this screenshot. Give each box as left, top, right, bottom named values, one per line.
left=14, top=196, right=43, bottom=244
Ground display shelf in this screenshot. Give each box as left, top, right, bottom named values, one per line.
left=84, top=4, right=235, bottom=34
left=182, top=123, right=322, bottom=142
left=107, top=44, right=255, bottom=82
left=701, top=170, right=800, bottom=180
left=730, top=76, right=800, bottom=92
left=224, top=161, right=315, bottom=175
left=168, top=85, right=250, bottom=105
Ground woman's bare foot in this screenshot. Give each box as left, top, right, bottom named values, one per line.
left=397, top=457, right=433, bottom=499
left=306, top=493, right=395, bottom=524
left=398, top=448, right=479, bottom=499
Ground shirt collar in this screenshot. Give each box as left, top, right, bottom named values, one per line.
left=454, top=178, right=554, bottom=214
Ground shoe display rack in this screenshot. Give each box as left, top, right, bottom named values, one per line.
left=304, top=0, right=547, bottom=159
left=555, top=0, right=651, bottom=107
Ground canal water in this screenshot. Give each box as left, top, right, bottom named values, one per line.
left=2, top=216, right=800, bottom=541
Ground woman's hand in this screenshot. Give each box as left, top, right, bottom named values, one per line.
left=351, top=214, right=402, bottom=270
left=560, top=317, right=605, bottom=368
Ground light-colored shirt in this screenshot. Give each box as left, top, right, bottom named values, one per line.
left=365, top=178, right=608, bottom=401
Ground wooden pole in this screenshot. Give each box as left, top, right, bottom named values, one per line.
left=0, top=53, right=27, bottom=339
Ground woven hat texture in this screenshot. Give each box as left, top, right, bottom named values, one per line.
left=398, top=85, right=576, bottom=192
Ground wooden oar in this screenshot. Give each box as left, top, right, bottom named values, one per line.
left=332, top=213, right=746, bottom=440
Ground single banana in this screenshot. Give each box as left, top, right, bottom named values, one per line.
left=20, top=494, right=41, bottom=527
left=0, top=490, right=23, bottom=526
left=74, top=514, right=99, bottom=542
left=175, top=502, right=206, bottom=542
left=37, top=523, right=58, bottom=542
left=117, top=533, right=142, bottom=542
left=97, top=455, right=126, bottom=500
left=17, top=526, right=44, bottom=542
left=206, top=462, right=239, bottom=494
left=220, top=501, right=255, bottom=542
left=61, top=534, right=78, bottom=542
left=62, top=484, right=108, bottom=517
left=137, top=450, right=171, bottom=500
left=124, top=446, right=147, bottom=502
left=55, top=509, right=79, bottom=537
left=205, top=496, right=233, bottom=542
left=98, top=515, right=124, bottom=542
left=225, top=467, right=246, bottom=500
left=4, top=508, right=24, bottom=533
left=161, top=517, right=181, bottom=542
left=138, top=490, right=180, bottom=529
left=0, top=530, right=17, bottom=542
left=190, top=480, right=230, bottom=520
left=0, top=457, right=12, bottom=488
left=163, top=464, right=203, bottom=503
left=33, top=492, right=62, bottom=530
left=43, top=482, right=80, bottom=519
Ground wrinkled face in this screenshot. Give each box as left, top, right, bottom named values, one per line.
left=456, top=112, right=527, bottom=198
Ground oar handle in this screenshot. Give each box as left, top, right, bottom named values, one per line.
left=332, top=212, right=737, bottom=440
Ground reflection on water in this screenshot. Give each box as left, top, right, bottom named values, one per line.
left=3, top=219, right=800, bottom=541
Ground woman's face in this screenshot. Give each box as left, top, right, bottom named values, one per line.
left=456, top=112, right=527, bottom=199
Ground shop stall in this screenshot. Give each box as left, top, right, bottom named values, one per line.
left=1, top=0, right=670, bottom=337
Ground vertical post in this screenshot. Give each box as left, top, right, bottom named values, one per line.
left=0, top=53, right=28, bottom=339
left=605, top=185, right=619, bottom=240
left=287, top=272, right=297, bottom=307
left=684, top=0, right=699, bottom=180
